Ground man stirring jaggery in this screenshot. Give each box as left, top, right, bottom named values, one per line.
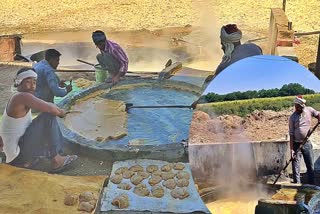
left=92, top=30, right=129, bottom=85
left=0, top=68, right=77, bottom=173
left=289, top=95, right=320, bottom=184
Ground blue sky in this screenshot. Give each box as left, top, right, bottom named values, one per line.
left=202, top=55, right=320, bottom=95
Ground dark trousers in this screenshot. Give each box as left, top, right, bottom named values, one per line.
left=96, top=52, right=121, bottom=75
left=292, top=140, right=314, bottom=184
left=10, top=113, right=64, bottom=165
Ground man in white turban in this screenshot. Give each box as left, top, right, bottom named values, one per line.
left=191, top=24, right=263, bottom=109
left=289, top=95, right=320, bottom=184
left=215, top=24, right=262, bottom=76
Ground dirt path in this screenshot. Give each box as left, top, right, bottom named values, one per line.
left=0, top=0, right=199, bottom=34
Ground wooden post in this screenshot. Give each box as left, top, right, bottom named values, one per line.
left=268, top=10, right=277, bottom=55
left=0, top=35, right=21, bottom=62
left=282, top=0, right=287, bottom=11
left=268, top=8, right=294, bottom=55
left=288, top=22, right=292, bottom=30
left=316, top=34, right=320, bottom=78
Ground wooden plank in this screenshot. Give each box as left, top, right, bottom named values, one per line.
left=268, top=9, right=277, bottom=54
left=268, top=8, right=294, bottom=54
left=316, top=34, right=320, bottom=78
left=158, top=62, right=183, bottom=80
left=283, top=0, right=287, bottom=11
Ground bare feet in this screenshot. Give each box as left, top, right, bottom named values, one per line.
left=51, top=154, right=78, bottom=170
left=23, top=162, right=33, bottom=168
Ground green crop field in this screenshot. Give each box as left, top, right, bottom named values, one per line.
left=197, top=94, right=320, bottom=117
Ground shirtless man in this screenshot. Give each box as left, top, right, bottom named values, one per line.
left=0, top=68, right=77, bottom=173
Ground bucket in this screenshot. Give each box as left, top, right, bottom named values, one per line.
left=94, top=65, right=108, bottom=83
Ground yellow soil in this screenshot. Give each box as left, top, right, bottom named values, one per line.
left=0, top=0, right=197, bottom=34
left=0, top=164, right=106, bottom=214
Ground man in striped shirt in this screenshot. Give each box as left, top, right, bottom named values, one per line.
left=92, top=30, right=129, bottom=85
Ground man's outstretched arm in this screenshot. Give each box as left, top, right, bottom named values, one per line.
left=18, top=92, right=65, bottom=117
left=46, top=71, right=70, bottom=97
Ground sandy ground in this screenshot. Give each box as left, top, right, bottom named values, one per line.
left=0, top=0, right=319, bottom=67
left=0, top=164, right=106, bottom=214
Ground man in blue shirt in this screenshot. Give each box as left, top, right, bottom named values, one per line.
left=33, top=49, right=72, bottom=103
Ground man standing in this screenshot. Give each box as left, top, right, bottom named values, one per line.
left=33, top=49, right=72, bottom=103
left=289, top=95, right=320, bottom=184
left=92, top=30, right=128, bottom=85
left=0, top=68, right=77, bottom=173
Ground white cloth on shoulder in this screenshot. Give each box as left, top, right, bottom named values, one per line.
left=220, top=27, right=242, bottom=63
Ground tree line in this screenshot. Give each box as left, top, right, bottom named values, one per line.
left=205, top=83, right=315, bottom=102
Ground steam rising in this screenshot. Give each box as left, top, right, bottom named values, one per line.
left=189, top=111, right=272, bottom=209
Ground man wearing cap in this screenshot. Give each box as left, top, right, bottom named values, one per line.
left=289, top=95, right=320, bottom=184
left=0, top=67, right=77, bottom=173
left=33, top=49, right=72, bottom=103
left=92, top=30, right=128, bottom=85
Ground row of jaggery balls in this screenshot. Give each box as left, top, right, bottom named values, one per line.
left=111, top=163, right=191, bottom=209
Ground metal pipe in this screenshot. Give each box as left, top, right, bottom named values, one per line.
left=294, top=31, right=320, bottom=37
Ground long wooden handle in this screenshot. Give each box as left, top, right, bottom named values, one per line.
left=76, top=59, right=160, bottom=75
left=66, top=110, right=82, bottom=114
left=273, top=122, right=320, bottom=185
left=128, top=105, right=192, bottom=109
left=77, top=59, right=95, bottom=66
